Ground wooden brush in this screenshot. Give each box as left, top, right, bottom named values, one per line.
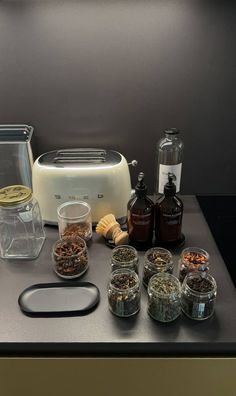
left=96, top=214, right=129, bottom=245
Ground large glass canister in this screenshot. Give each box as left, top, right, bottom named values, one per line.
left=155, top=128, right=184, bottom=196
left=0, top=185, right=45, bottom=259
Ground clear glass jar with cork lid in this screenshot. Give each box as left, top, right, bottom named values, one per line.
left=0, top=185, right=45, bottom=259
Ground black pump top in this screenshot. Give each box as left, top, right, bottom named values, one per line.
left=135, top=172, right=147, bottom=198
left=164, top=173, right=176, bottom=196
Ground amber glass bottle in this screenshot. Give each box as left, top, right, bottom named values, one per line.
left=127, top=172, right=154, bottom=249
left=155, top=173, right=183, bottom=247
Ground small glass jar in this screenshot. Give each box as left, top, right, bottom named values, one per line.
left=0, top=185, right=45, bottom=259
left=57, top=200, right=92, bottom=242
left=181, top=272, right=217, bottom=320
left=108, top=269, right=141, bottom=317
left=52, top=236, right=88, bottom=279
left=111, top=245, right=139, bottom=274
left=147, top=273, right=181, bottom=322
left=143, top=247, right=173, bottom=287
left=178, top=247, right=210, bottom=283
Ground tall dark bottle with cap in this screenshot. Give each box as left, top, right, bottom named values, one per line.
left=155, top=172, right=183, bottom=247
left=127, top=172, right=154, bottom=248
left=155, top=128, right=184, bottom=197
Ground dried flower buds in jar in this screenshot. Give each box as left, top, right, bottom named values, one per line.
left=147, top=273, right=181, bottom=322
left=108, top=269, right=141, bottom=317
left=111, top=245, right=139, bottom=274
left=178, top=247, right=210, bottom=283
left=143, top=247, right=173, bottom=287
left=181, top=272, right=217, bottom=320
left=52, top=237, right=88, bottom=279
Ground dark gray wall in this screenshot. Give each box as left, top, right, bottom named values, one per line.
left=0, top=0, right=235, bottom=194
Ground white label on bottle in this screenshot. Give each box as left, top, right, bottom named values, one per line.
left=158, top=163, right=182, bottom=193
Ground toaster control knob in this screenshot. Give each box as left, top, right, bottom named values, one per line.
left=128, top=160, right=138, bottom=167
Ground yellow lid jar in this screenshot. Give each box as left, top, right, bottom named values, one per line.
left=0, top=185, right=45, bottom=259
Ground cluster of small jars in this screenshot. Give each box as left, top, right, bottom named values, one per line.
left=107, top=244, right=217, bottom=322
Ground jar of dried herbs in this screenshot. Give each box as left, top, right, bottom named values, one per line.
left=143, top=247, right=173, bottom=288
left=178, top=247, right=210, bottom=283
left=57, top=201, right=92, bottom=242
left=147, top=273, right=181, bottom=322
left=181, top=272, right=217, bottom=320
left=111, top=245, right=139, bottom=274
left=108, top=269, right=141, bottom=317
left=52, top=236, right=88, bottom=279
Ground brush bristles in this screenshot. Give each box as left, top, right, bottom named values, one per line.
left=96, top=214, right=117, bottom=234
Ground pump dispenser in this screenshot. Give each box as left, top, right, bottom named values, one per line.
left=127, top=172, right=154, bottom=249
left=155, top=172, right=184, bottom=247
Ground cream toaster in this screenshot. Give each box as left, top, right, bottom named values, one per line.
left=32, top=148, right=135, bottom=224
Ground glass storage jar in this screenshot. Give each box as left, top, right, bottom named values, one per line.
left=147, top=273, right=181, bottom=322
left=143, top=247, right=173, bottom=287
left=108, top=269, right=141, bottom=317
left=178, top=247, right=210, bottom=283
left=57, top=200, right=92, bottom=242
left=181, top=272, right=217, bottom=320
left=0, top=185, right=45, bottom=259
left=52, top=236, right=88, bottom=279
left=111, top=245, right=139, bottom=274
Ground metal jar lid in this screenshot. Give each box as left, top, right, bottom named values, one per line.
left=0, top=185, right=32, bottom=206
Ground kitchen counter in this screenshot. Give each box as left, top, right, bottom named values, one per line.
left=0, top=196, right=235, bottom=357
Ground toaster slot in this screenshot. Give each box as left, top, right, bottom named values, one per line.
left=53, top=149, right=107, bottom=163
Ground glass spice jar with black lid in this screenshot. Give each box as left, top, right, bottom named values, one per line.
left=111, top=245, right=139, bottom=274
left=108, top=269, right=141, bottom=317
left=143, top=247, right=173, bottom=288
left=147, top=273, right=181, bottom=322
left=181, top=272, right=217, bottom=320
left=178, top=247, right=210, bottom=283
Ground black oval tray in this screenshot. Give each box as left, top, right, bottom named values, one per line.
left=18, top=282, right=100, bottom=317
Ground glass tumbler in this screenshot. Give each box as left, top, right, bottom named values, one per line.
left=57, top=200, right=92, bottom=242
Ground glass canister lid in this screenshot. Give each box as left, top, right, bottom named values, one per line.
left=0, top=185, right=32, bottom=206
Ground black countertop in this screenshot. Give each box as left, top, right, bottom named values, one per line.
left=0, top=196, right=235, bottom=357
left=197, top=195, right=236, bottom=288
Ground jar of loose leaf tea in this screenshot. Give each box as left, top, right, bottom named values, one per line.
left=52, top=236, right=88, bottom=279
left=147, top=273, right=181, bottom=322
left=108, top=269, right=141, bottom=317
left=181, top=272, right=217, bottom=320
left=143, top=247, right=173, bottom=287
left=178, top=247, right=210, bottom=283
left=111, top=245, right=139, bottom=274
